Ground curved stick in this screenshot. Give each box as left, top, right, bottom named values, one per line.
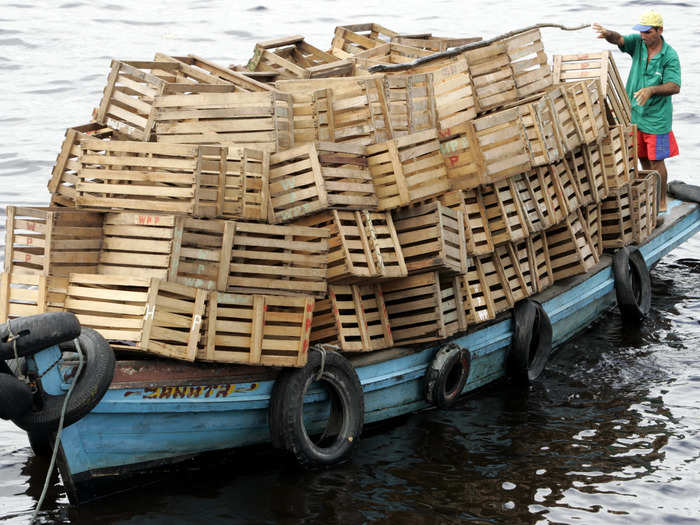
left=368, top=23, right=591, bottom=73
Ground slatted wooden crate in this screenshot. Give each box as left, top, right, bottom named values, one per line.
left=245, top=35, right=352, bottom=80
left=77, top=138, right=226, bottom=216
left=630, top=175, right=656, bottom=244
left=519, top=98, right=560, bottom=167
left=169, top=217, right=234, bottom=291
left=230, top=148, right=270, bottom=221
left=526, top=232, right=554, bottom=294
left=353, top=43, right=434, bottom=74
left=438, top=189, right=494, bottom=255
left=393, top=201, right=467, bottom=275
left=537, top=85, right=581, bottom=158
left=503, top=28, right=552, bottom=99
left=511, top=173, right=545, bottom=234
left=564, top=79, right=607, bottom=145
left=296, top=210, right=406, bottom=283
left=473, top=108, right=531, bottom=185
left=311, top=284, right=393, bottom=352
left=439, top=274, right=468, bottom=337
left=152, top=89, right=293, bottom=151
left=481, top=181, right=529, bottom=245
left=546, top=209, right=597, bottom=281
left=638, top=170, right=659, bottom=230
left=311, top=78, right=392, bottom=145
left=153, top=53, right=274, bottom=92
left=0, top=272, right=68, bottom=322
left=4, top=207, right=104, bottom=277
left=199, top=291, right=313, bottom=367
left=600, top=184, right=634, bottom=249
left=384, top=72, right=437, bottom=137
left=581, top=142, right=609, bottom=203
left=268, top=142, right=376, bottom=223
left=512, top=236, right=538, bottom=296
left=602, top=124, right=637, bottom=193
left=552, top=51, right=631, bottom=126
left=331, top=23, right=399, bottom=55
left=65, top=273, right=207, bottom=360
left=48, top=123, right=121, bottom=207
left=475, top=252, right=512, bottom=315
left=494, top=242, right=531, bottom=305
left=464, top=42, right=517, bottom=111
left=366, top=128, right=450, bottom=210
left=459, top=257, right=496, bottom=325
left=568, top=149, right=595, bottom=207
left=526, top=166, right=566, bottom=230
left=432, top=56, right=477, bottom=136
left=582, top=202, right=603, bottom=260
left=549, top=156, right=581, bottom=216
left=381, top=271, right=446, bottom=345
left=438, top=124, right=483, bottom=191
left=97, top=212, right=179, bottom=280
left=223, top=221, right=329, bottom=297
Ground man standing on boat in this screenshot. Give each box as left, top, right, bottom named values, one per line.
left=593, top=10, right=681, bottom=213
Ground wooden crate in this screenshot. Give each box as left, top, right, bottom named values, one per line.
left=581, top=142, right=609, bottom=203
left=384, top=72, right=437, bottom=137
left=245, top=35, right=352, bottom=80
left=511, top=172, right=545, bottom=234
left=438, top=189, right=494, bottom=255
left=503, top=28, right=552, bottom=99
left=268, top=142, right=376, bottom=223
left=464, top=42, right=517, bottom=111
left=564, top=79, right=607, bottom=145
left=526, top=232, right=554, bottom=294
left=519, top=98, right=560, bottom=167
left=630, top=175, right=656, bottom=244
left=459, top=257, right=496, bottom=325
left=552, top=51, right=631, bottom=126
left=223, top=221, right=329, bottom=297
left=97, top=212, right=179, bottom=280
left=48, top=123, right=121, bottom=207
left=153, top=53, right=274, bottom=92
left=311, top=284, right=393, bottom=352
left=546, top=209, right=597, bottom=281
left=475, top=252, right=512, bottom=315
left=311, top=78, right=391, bottom=145
left=537, top=85, right=581, bottom=158
left=432, top=57, right=477, bottom=136
left=0, top=272, right=68, bottom=322
left=200, top=291, right=313, bottom=367
left=64, top=273, right=207, bottom=361
left=381, top=271, right=446, bottom=345
left=4, top=207, right=104, bottom=277
left=568, top=149, right=595, bottom=207
left=393, top=201, right=467, bottom=275
left=526, top=166, right=566, bottom=230
left=152, top=89, right=293, bottom=151
left=353, top=43, right=434, bottom=74
left=638, top=170, right=658, bottom=230
left=472, top=108, right=531, bottom=185
left=600, top=185, right=634, bottom=249
left=439, top=274, right=468, bottom=337
left=481, top=181, right=529, bottom=245
left=77, top=138, right=226, bottom=216
left=602, top=124, right=637, bottom=192
left=494, top=242, right=531, bottom=305
left=231, top=148, right=271, bottom=221
left=366, top=128, right=450, bottom=210
left=582, top=202, right=603, bottom=260
left=438, top=124, right=483, bottom=191
left=297, top=210, right=406, bottom=283
left=331, top=23, right=400, bottom=55
left=170, top=217, right=234, bottom=291
left=549, top=156, right=581, bottom=216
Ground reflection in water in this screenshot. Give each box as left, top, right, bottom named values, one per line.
left=2, top=0, right=700, bottom=523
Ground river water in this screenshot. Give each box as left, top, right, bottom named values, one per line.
left=1, top=1, right=699, bottom=523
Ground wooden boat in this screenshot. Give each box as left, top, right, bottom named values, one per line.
left=28, top=197, right=698, bottom=504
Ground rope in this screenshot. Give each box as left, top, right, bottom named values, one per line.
left=368, top=23, right=591, bottom=73
left=314, top=346, right=327, bottom=381
left=6, top=320, right=25, bottom=382
left=31, top=338, right=85, bottom=523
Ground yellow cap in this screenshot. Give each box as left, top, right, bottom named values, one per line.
left=633, top=10, right=663, bottom=31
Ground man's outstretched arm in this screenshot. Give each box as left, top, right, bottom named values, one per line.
left=592, top=23, right=624, bottom=46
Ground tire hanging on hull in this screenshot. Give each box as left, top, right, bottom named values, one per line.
left=508, top=300, right=553, bottom=386
left=613, top=246, right=652, bottom=321
left=425, top=343, right=471, bottom=408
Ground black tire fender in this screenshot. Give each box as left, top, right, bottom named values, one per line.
left=269, top=349, right=364, bottom=467
left=613, top=246, right=651, bottom=321
left=668, top=180, right=700, bottom=203
left=14, top=327, right=115, bottom=433
left=0, top=372, right=33, bottom=420
left=425, top=343, right=471, bottom=408
left=508, top=300, right=553, bottom=385
left=0, top=312, right=81, bottom=360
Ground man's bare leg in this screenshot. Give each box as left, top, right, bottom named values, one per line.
left=640, top=157, right=668, bottom=212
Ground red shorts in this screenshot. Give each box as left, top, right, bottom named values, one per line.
left=637, top=129, right=679, bottom=161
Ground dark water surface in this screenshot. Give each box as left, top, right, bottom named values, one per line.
left=1, top=1, right=700, bottom=523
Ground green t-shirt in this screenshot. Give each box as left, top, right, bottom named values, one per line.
left=619, top=33, right=681, bottom=134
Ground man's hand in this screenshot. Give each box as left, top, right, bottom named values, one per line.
left=592, top=23, right=608, bottom=39
left=634, top=87, right=654, bottom=106
left=593, top=23, right=623, bottom=46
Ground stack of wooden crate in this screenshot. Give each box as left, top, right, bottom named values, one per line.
left=2, top=22, right=657, bottom=368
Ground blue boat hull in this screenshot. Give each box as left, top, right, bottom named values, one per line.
left=49, top=200, right=700, bottom=503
